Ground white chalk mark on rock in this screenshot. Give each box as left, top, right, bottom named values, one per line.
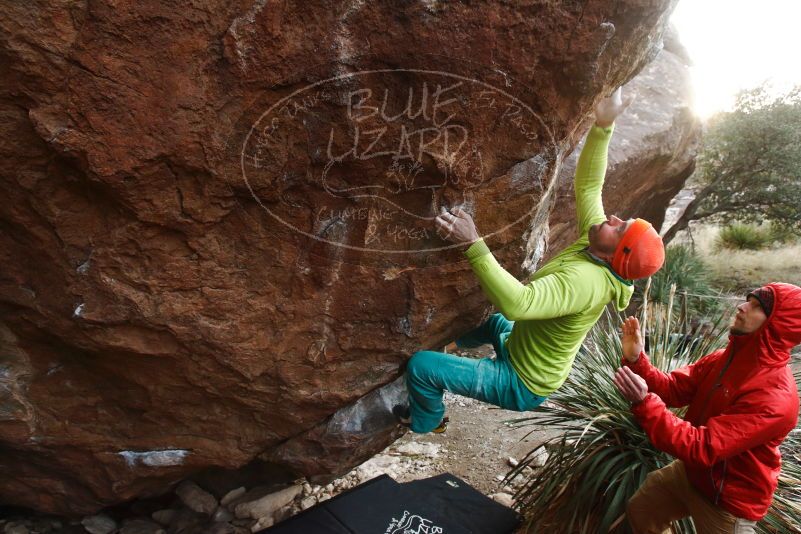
left=118, top=449, right=189, bottom=467
left=77, top=259, right=91, bottom=274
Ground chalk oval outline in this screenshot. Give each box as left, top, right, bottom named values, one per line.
left=240, top=68, right=556, bottom=254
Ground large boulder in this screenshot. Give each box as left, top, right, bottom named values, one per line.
left=547, top=32, right=701, bottom=255
left=0, top=0, right=678, bottom=515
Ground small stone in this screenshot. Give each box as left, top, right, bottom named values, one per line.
left=299, top=496, right=316, bottom=510
left=127, top=501, right=165, bottom=519
left=530, top=447, right=549, bottom=467
left=80, top=515, right=117, bottom=534
left=272, top=506, right=295, bottom=523
left=495, top=474, right=505, bottom=482
left=490, top=493, right=514, bottom=508
left=234, top=485, right=303, bottom=520
left=249, top=517, right=273, bottom=533
left=220, top=487, right=246, bottom=507
left=28, top=518, right=60, bottom=534
left=50, top=526, right=86, bottom=534
left=205, top=523, right=235, bottom=534
left=396, top=442, right=440, bottom=458
left=149, top=510, right=175, bottom=527
left=4, top=524, right=29, bottom=534
left=166, top=508, right=206, bottom=533
left=119, top=519, right=164, bottom=534
left=506, top=457, right=519, bottom=467
left=176, top=481, right=218, bottom=515
left=301, top=483, right=312, bottom=495
left=212, top=507, right=234, bottom=523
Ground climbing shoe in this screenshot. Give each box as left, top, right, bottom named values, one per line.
left=431, top=416, right=450, bottom=433
left=392, top=404, right=411, bottom=426
left=392, top=405, right=449, bottom=433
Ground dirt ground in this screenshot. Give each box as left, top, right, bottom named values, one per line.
left=374, top=390, right=556, bottom=493
left=412, top=396, right=553, bottom=483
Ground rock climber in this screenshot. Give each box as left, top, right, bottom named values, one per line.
left=394, top=87, right=666, bottom=433
left=616, top=284, right=801, bottom=534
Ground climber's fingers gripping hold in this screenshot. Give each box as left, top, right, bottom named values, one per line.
left=594, top=86, right=636, bottom=128
left=435, top=207, right=480, bottom=245
left=435, top=215, right=454, bottom=239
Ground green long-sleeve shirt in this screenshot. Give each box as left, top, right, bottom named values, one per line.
left=464, top=124, right=633, bottom=396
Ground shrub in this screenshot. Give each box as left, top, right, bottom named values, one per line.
left=716, top=223, right=772, bottom=251
left=768, top=224, right=798, bottom=245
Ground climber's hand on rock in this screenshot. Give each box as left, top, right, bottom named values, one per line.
left=435, top=207, right=480, bottom=245
left=594, top=86, right=635, bottom=128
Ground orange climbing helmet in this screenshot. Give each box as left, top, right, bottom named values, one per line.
left=611, top=218, right=665, bottom=280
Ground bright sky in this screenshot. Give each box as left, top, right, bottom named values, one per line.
left=670, top=0, right=801, bottom=118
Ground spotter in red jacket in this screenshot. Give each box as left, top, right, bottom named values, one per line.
left=625, top=282, right=801, bottom=521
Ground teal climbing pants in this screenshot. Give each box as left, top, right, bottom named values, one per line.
left=405, top=313, right=546, bottom=433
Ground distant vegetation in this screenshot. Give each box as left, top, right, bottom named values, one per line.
left=716, top=223, right=773, bottom=250
left=635, top=244, right=722, bottom=316
left=664, top=84, right=801, bottom=243
left=713, top=222, right=797, bottom=251
left=673, top=224, right=801, bottom=293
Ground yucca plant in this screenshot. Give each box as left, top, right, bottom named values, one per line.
left=641, top=244, right=712, bottom=301
left=509, top=293, right=801, bottom=533
left=635, top=244, right=722, bottom=316
left=716, top=223, right=771, bottom=251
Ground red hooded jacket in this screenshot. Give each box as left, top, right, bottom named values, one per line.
left=625, top=282, right=801, bottom=521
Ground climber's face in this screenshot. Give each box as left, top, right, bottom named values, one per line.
left=730, top=296, right=768, bottom=335
left=589, top=215, right=632, bottom=256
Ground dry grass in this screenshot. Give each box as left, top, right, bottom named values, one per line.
left=672, top=224, right=801, bottom=292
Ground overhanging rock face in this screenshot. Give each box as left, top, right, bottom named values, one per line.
left=1, top=0, right=678, bottom=514
left=547, top=29, right=701, bottom=255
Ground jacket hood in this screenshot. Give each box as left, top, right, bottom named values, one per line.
left=605, top=267, right=634, bottom=312
left=729, top=282, right=801, bottom=367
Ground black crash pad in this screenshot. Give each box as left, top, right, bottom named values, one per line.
left=259, top=472, right=519, bottom=534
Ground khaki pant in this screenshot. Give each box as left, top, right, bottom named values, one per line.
left=627, top=460, right=757, bottom=534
